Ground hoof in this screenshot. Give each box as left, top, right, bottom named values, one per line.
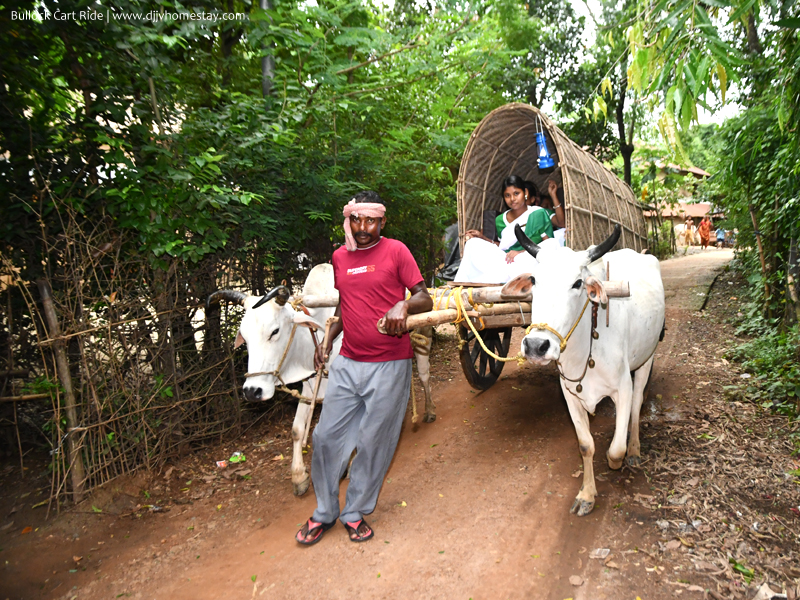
left=293, top=474, right=310, bottom=496
left=423, top=412, right=437, bottom=423
left=607, top=456, right=623, bottom=470
left=570, top=497, right=595, bottom=516
left=625, top=455, right=642, bottom=467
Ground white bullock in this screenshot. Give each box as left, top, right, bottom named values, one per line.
left=503, top=224, right=665, bottom=516
left=207, top=264, right=434, bottom=497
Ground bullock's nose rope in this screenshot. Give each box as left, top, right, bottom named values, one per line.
left=452, top=287, right=525, bottom=365
left=451, top=287, right=593, bottom=366
left=524, top=298, right=591, bottom=353
left=557, top=301, right=599, bottom=395
left=244, top=322, right=300, bottom=386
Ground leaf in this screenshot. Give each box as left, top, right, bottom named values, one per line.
left=716, top=63, right=727, bottom=104
left=92, top=505, right=103, bottom=513
left=693, top=55, right=711, bottom=97
left=680, top=94, right=694, bottom=129
left=773, top=17, right=800, bottom=28
left=601, top=77, right=612, bottom=98
left=727, top=0, right=758, bottom=24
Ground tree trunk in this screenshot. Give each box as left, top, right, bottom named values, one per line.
left=749, top=203, right=771, bottom=317
left=221, top=0, right=243, bottom=88
left=37, top=280, right=86, bottom=502
left=616, top=62, right=634, bottom=186
left=787, top=235, right=800, bottom=325
left=261, top=0, right=274, bottom=96
left=746, top=11, right=763, bottom=54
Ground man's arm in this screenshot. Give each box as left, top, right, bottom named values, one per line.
left=382, top=281, right=433, bottom=337
left=314, top=304, right=343, bottom=370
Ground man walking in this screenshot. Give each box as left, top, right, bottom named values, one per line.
left=295, top=190, right=432, bottom=545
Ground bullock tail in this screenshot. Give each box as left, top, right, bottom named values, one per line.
left=659, top=319, right=666, bottom=342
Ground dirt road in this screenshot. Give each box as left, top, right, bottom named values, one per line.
left=6, top=247, right=797, bottom=600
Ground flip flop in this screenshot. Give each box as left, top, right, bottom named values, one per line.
left=295, top=518, right=335, bottom=546
left=344, top=518, right=374, bottom=543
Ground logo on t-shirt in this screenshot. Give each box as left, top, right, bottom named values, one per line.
left=346, top=265, right=375, bottom=275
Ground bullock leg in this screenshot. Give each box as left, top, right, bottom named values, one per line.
left=411, top=327, right=436, bottom=423
left=607, top=371, right=633, bottom=471
left=564, top=393, right=597, bottom=516
left=626, top=355, right=655, bottom=467
left=291, top=401, right=312, bottom=496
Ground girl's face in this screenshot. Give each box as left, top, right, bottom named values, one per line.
left=503, top=186, right=526, bottom=211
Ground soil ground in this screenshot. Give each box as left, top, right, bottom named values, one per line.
left=2, top=246, right=799, bottom=600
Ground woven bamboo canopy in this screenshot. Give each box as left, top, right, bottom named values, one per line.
left=457, top=103, right=647, bottom=252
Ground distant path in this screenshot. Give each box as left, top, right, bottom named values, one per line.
left=659, top=248, right=734, bottom=311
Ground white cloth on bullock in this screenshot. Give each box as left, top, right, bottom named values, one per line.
left=554, top=228, right=566, bottom=247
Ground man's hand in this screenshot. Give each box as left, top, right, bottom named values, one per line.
left=505, top=249, right=523, bottom=263
left=313, top=306, right=342, bottom=370
left=383, top=300, right=409, bottom=337
left=314, top=343, right=329, bottom=371
left=464, top=229, right=484, bottom=241
left=379, top=282, right=433, bottom=337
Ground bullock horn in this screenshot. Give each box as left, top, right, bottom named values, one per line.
left=514, top=224, right=540, bottom=258
left=252, top=285, right=291, bottom=309
left=206, top=290, right=247, bottom=310
left=586, top=224, right=622, bottom=263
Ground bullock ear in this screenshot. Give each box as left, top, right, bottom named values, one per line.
left=501, top=273, right=535, bottom=298
left=292, top=312, right=324, bottom=330
left=584, top=275, right=608, bottom=305
left=234, top=330, right=245, bottom=349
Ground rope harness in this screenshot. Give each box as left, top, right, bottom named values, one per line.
left=244, top=303, right=431, bottom=418
left=446, top=285, right=599, bottom=392
left=244, top=314, right=322, bottom=404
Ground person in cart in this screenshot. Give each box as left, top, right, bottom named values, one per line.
left=295, top=190, right=432, bottom=546
left=534, top=178, right=566, bottom=245
left=455, top=175, right=554, bottom=283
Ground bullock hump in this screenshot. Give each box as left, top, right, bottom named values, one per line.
left=303, top=264, right=335, bottom=296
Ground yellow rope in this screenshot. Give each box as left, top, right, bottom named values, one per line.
left=446, top=287, right=591, bottom=366
left=525, top=298, right=590, bottom=352
left=453, top=287, right=525, bottom=365
left=410, top=376, right=418, bottom=423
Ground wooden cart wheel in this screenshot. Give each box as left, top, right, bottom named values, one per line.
left=458, top=326, right=512, bottom=390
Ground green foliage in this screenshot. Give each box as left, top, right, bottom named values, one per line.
left=494, top=0, right=585, bottom=108
left=0, top=0, right=517, bottom=288
left=728, top=323, right=800, bottom=419
left=648, top=221, right=675, bottom=259
left=679, top=124, right=723, bottom=172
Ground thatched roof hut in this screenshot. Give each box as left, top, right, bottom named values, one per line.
left=457, top=103, right=648, bottom=252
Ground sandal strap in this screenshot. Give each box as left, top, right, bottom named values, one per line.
left=346, top=519, right=372, bottom=538
left=297, top=518, right=326, bottom=543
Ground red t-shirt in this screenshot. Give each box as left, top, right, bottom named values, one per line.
left=332, top=237, right=424, bottom=362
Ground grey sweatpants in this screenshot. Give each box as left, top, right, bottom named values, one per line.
left=311, top=355, right=411, bottom=525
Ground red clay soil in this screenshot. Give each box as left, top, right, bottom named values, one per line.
left=2, top=248, right=796, bottom=600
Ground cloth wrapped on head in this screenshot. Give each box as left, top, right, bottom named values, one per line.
left=342, top=199, right=386, bottom=251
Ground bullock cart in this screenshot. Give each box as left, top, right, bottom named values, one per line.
left=301, top=105, right=648, bottom=390
left=432, top=103, right=647, bottom=389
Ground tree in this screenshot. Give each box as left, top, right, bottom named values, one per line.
left=495, top=0, right=585, bottom=108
